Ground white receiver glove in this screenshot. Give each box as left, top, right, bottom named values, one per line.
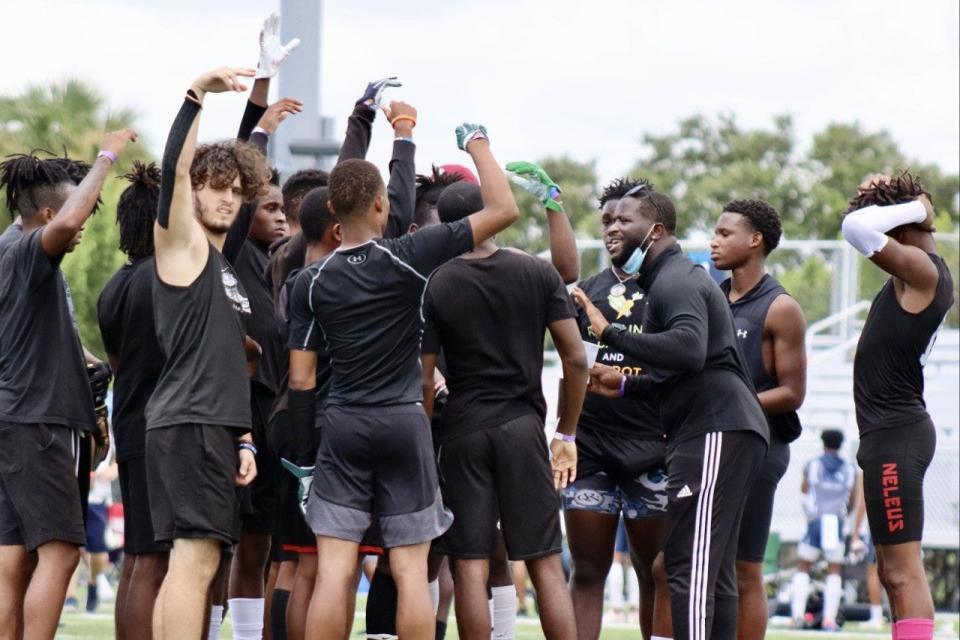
left=256, top=13, right=301, bottom=79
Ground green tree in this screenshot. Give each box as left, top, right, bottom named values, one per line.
left=0, top=79, right=151, bottom=357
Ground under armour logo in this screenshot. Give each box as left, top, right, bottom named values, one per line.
left=347, top=254, right=366, bottom=265
left=676, top=485, right=693, bottom=499
left=736, top=329, right=748, bottom=339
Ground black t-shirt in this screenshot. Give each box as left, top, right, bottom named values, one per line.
left=234, top=239, right=285, bottom=393
left=603, top=244, right=768, bottom=446
left=854, top=253, right=954, bottom=435
left=288, top=219, right=474, bottom=407
left=721, top=274, right=802, bottom=443
left=0, top=225, right=94, bottom=431
left=421, top=249, right=575, bottom=443
left=145, top=246, right=252, bottom=431
left=97, top=256, right=165, bottom=460
left=576, top=268, right=662, bottom=439
left=284, top=265, right=332, bottom=420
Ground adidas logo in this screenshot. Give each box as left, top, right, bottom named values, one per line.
left=677, top=485, right=693, bottom=499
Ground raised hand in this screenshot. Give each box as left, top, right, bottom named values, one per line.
left=192, top=67, right=257, bottom=96
left=455, top=123, right=489, bottom=152
left=381, top=100, right=417, bottom=134
left=357, top=76, right=402, bottom=109
left=256, top=13, right=301, bottom=79
left=571, top=286, right=609, bottom=338
left=257, top=97, right=304, bottom=134
left=506, top=160, right=563, bottom=213
left=99, top=128, right=138, bottom=158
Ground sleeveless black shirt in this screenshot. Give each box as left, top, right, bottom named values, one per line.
left=854, top=253, right=954, bottom=435
left=721, top=274, right=802, bottom=443
left=146, top=246, right=252, bottom=431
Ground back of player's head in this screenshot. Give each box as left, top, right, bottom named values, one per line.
left=437, top=181, right=483, bottom=223
left=599, top=177, right=652, bottom=209
left=821, top=429, right=844, bottom=450
left=723, top=199, right=782, bottom=255
left=299, top=186, right=337, bottom=243
left=282, top=168, right=329, bottom=221
left=846, top=170, right=931, bottom=214
left=191, top=140, right=271, bottom=202
left=0, top=153, right=76, bottom=220
left=117, top=161, right=160, bottom=259
left=328, top=159, right=384, bottom=219
left=415, top=166, right=463, bottom=227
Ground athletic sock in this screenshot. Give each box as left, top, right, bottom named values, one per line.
left=822, top=574, right=842, bottom=624
left=86, top=582, right=99, bottom=613
left=366, top=572, right=398, bottom=637
left=870, top=604, right=884, bottom=622
left=893, top=619, right=934, bottom=640
left=428, top=579, right=440, bottom=615
left=228, top=597, right=265, bottom=640
left=627, top=566, right=640, bottom=608
left=491, top=585, right=516, bottom=639
left=435, top=619, right=447, bottom=640
left=270, top=589, right=290, bottom=640
left=607, top=562, right=625, bottom=610
left=651, top=636, right=674, bottom=640
left=208, top=605, right=224, bottom=640
left=790, top=571, right=810, bottom=622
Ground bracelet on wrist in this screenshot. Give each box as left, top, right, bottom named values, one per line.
left=618, top=375, right=627, bottom=398
left=96, top=150, right=117, bottom=165
left=553, top=432, right=576, bottom=443
left=390, top=114, right=417, bottom=128
left=237, top=442, right=258, bottom=456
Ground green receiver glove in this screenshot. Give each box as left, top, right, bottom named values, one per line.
left=281, top=457, right=314, bottom=516
left=506, top=160, right=563, bottom=213
left=455, top=123, right=488, bottom=151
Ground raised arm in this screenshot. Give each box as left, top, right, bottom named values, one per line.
left=41, top=130, right=137, bottom=257
left=455, top=124, right=520, bottom=245
left=758, top=294, right=807, bottom=414
left=382, top=100, right=418, bottom=239
left=506, top=160, right=579, bottom=283
left=338, top=77, right=400, bottom=163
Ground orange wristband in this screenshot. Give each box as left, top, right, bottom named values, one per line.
left=390, top=115, right=417, bottom=128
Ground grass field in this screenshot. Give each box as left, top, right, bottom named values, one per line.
left=55, top=590, right=960, bottom=639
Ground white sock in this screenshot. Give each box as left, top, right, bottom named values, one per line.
left=607, top=563, right=625, bottom=610
left=428, top=579, right=440, bottom=615
left=790, top=571, right=810, bottom=622
left=651, top=636, right=674, bottom=640
left=822, top=574, right=842, bottom=624
left=870, top=603, right=884, bottom=622
left=488, top=598, right=495, bottom=631
left=208, top=605, right=224, bottom=640
left=627, top=567, right=640, bottom=608
left=491, top=585, right=516, bottom=639
left=228, top=597, right=265, bottom=640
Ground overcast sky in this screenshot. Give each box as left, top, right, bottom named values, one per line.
left=5, top=0, right=958, bottom=184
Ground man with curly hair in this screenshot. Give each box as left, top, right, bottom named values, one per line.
left=841, top=172, right=954, bottom=640
left=145, top=65, right=273, bottom=640
left=711, top=198, right=807, bottom=637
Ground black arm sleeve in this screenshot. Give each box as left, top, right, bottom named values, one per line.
left=223, top=204, right=255, bottom=265
left=237, top=100, right=268, bottom=142
left=623, top=374, right=656, bottom=398
left=248, top=131, right=269, bottom=155
left=337, top=104, right=375, bottom=164
left=600, top=282, right=709, bottom=374
left=157, top=98, right=202, bottom=229
left=287, top=388, right=317, bottom=465
left=383, top=140, right=416, bottom=239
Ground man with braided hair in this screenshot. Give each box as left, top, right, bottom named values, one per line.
left=145, top=65, right=272, bottom=640
left=0, top=129, right=137, bottom=640
left=841, top=171, right=954, bottom=640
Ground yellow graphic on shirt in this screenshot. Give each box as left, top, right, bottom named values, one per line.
left=607, top=291, right=643, bottom=320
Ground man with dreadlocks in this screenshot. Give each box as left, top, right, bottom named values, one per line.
left=145, top=65, right=272, bottom=640
left=0, top=128, right=137, bottom=640
left=841, top=171, right=954, bottom=640
left=96, top=162, right=168, bottom=640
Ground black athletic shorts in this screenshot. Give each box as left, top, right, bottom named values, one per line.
left=239, top=386, right=280, bottom=535
left=561, top=426, right=668, bottom=520
left=437, top=413, right=561, bottom=560
left=857, top=418, right=935, bottom=545
left=118, top=457, right=170, bottom=555
left=306, top=403, right=451, bottom=549
left=145, top=424, right=241, bottom=545
left=0, top=422, right=85, bottom=550
left=736, top=433, right=790, bottom=562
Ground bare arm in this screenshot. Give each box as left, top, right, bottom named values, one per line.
left=289, top=349, right=318, bottom=392
left=548, top=317, right=587, bottom=489
left=421, top=353, right=437, bottom=420
left=848, top=470, right=861, bottom=516
left=758, top=294, right=807, bottom=414
left=41, top=129, right=136, bottom=257
left=463, top=139, right=520, bottom=245
left=546, top=210, right=579, bottom=284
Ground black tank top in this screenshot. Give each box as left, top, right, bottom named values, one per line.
left=146, top=246, right=252, bottom=431
left=721, top=274, right=802, bottom=443
left=854, top=253, right=954, bottom=435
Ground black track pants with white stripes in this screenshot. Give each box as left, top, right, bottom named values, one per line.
left=664, top=430, right=766, bottom=640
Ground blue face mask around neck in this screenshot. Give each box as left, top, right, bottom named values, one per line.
left=620, top=225, right=656, bottom=275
